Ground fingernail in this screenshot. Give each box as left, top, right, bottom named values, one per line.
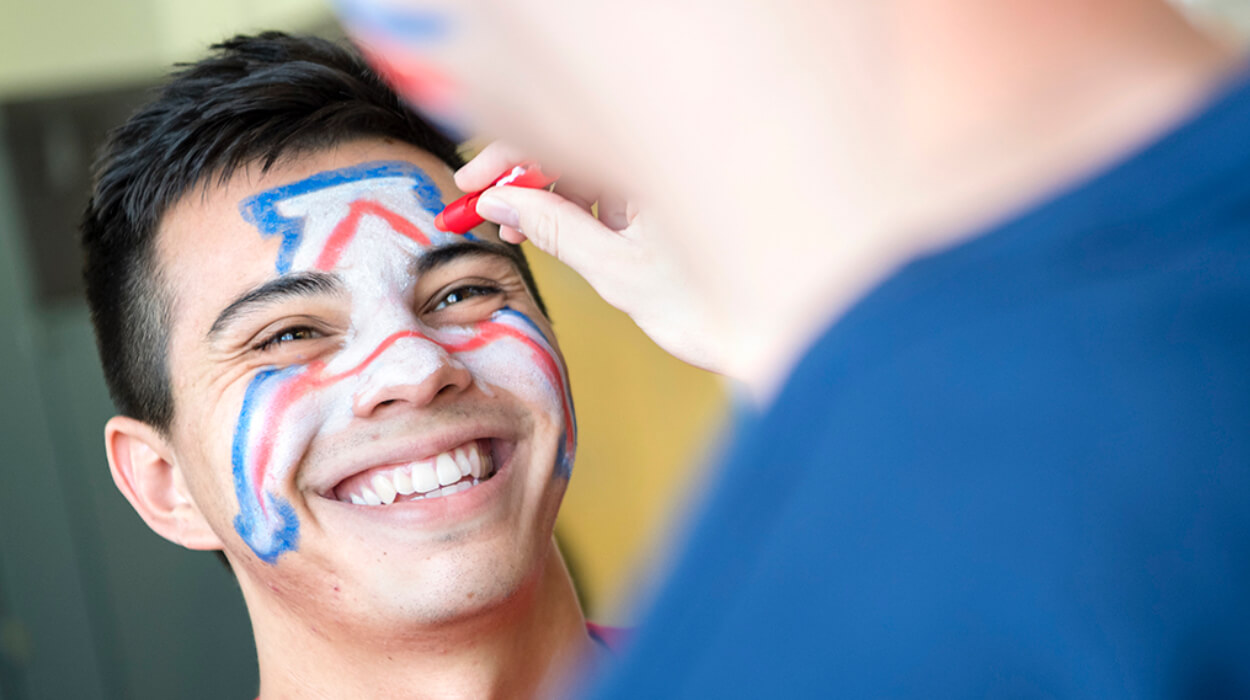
left=476, top=194, right=520, bottom=230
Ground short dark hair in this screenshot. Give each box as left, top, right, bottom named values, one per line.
left=82, top=31, right=545, bottom=434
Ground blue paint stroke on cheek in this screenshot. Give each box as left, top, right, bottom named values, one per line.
left=237, top=160, right=444, bottom=274
left=231, top=367, right=302, bottom=564
left=497, top=305, right=554, bottom=345
left=495, top=306, right=578, bottom=478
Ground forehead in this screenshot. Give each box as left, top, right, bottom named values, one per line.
left=155, top=140, right=497, bottom=333
left=241, top=159, right=450, bottom=274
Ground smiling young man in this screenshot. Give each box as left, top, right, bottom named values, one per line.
left=81, top=32, right=605, bottom=699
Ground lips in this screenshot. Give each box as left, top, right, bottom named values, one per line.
left=331, top=439, right=497, bottom=505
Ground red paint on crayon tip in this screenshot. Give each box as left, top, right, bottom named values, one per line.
left=435, top=163, right=557, bottom=234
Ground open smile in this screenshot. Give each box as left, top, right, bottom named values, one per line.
left=331, top=439, right=506, bottom=506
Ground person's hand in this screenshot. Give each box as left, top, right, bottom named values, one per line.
left=458, top=142, right=727, bottom=374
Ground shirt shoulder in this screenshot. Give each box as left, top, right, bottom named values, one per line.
left=591, top=65, right=1250, bottom=700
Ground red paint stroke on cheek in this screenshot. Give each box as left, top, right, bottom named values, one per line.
left=315, top=199, right=432, bottom=271
left=443, top=322, right=575, bottom=459
left=248, top=320, right=573, bottom=507
left=249, top=330, right=429, bottom=507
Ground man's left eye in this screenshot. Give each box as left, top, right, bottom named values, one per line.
left=254, top=326, right=321, bottom=352
left=433, top=284, right=502, bottom=311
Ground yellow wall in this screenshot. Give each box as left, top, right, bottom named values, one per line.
left=523, top=243, right=727, bottom=622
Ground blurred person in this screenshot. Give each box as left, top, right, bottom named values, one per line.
left=339, top=0, right=1250, bottom=696
left=80, top=32, right=622, bottom=700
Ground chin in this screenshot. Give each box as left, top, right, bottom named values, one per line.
left=317, top=527, right=559, bottom=632
left=229, top=425, right=570, bottom=631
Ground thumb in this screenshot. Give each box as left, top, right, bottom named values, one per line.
left=477, top=186, right=626, bottom=271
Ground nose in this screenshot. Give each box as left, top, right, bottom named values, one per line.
left=351, top=334, right=473, bottom=418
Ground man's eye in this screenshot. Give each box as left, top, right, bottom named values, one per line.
left=254, top=327, right=319, bottom=352
left=433, top=284, right=502, bottom=311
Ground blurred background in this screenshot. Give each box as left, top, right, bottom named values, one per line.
left=0, top=1, right=1246, bottom=698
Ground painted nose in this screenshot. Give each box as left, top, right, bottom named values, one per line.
left=351, top=334, right=473, bottom=417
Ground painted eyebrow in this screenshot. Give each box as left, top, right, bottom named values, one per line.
left=207, top=271, right=343, bottom=340
left=414, top=239, right=528, bottom=277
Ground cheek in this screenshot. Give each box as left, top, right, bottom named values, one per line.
left=228, top=368, right=356, bottom=563
left=439, top=310, right=577, bottom=476
left=430, top=311, right=569, bottom=422
left=255, top=383, right=356, bottom=491
left=457, top=340, right=565, bottom=416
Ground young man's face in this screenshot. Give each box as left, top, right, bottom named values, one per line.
left=154, top=138, right=575, bottom=627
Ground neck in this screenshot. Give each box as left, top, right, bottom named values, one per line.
left=243, top=541, right=592, bottom=700
left=684, top=0, right=1241, bottom=403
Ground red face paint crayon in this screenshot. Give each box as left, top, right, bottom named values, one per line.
left=434, top=162, right=558, bottom=233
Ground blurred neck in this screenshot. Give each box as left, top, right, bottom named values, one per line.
left=693, top=0, right=1241, bottom=404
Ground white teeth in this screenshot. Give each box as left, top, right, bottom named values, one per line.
left=425, top=480, right=472, bottom=499
left=436, top=453, right=461, bottom=486
left=393, top=470, right=415, bottom=495
left=411, top=459, right=440, bottom=493
left=372, top=474, right=398, bottom=505
left=342, top=442, right=495, bottom=506
left=453, top=447, right=472, bottom=477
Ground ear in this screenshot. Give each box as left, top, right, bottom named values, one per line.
left=104, top=415, right=224, bottom=551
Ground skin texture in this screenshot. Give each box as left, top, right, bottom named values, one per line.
left=104, top=138, right=591, bottom=699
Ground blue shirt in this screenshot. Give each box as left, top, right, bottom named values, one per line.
left=590, top=69, right=1250, bottom=698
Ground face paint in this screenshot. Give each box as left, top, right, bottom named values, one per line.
left=335, top=0, right=467, bottom=138
left=229, top=161, right=575, bottom=564
left=442, top=308, right=577, bottom=476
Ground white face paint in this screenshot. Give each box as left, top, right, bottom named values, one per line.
left=228, top=161, right=575, bottom=563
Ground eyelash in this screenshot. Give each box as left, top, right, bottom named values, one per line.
left=252, top=284, right=503, bottom=353
left=253, top=326, right=320, bottom=353
left=433, top=283, right=503, bottom=311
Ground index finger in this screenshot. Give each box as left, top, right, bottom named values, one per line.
left=454, top=141, right=529, bottom=192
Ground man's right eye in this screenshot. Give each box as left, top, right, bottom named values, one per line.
left=254, top=326, right=319, bottom=352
